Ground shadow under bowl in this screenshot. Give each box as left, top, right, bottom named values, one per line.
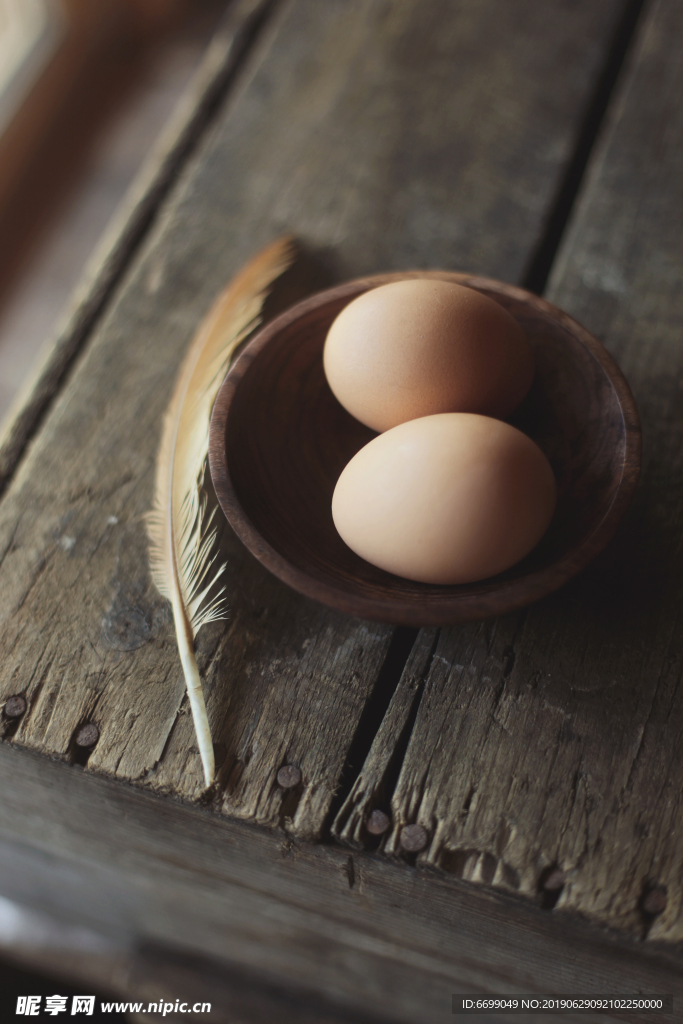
left=208, top=272, right=641, bottom=626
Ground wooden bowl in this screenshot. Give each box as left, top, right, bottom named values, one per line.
left=208, top=272, right=640, bottom=626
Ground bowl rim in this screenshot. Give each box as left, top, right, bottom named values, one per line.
left=208, top=271, right=641, bottom=626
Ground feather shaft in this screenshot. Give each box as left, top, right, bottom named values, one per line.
left=148, top=237, right=294, bottom=788
left=173, top=597, right=214, bottom=786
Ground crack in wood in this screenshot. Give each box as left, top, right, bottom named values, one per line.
left=522, top=0, right=647, bottom=295
left=330, top=629, right=437, bottom=849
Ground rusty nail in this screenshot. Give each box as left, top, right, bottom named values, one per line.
left=400, top=823, right=428, bottom=852
left=4, top=695, right=26, bottom=719
left=75, top=723, right=99, bottom=748
left=643, top=885, right=667, bottom=916
left=543, top=868, right=566, bottom=892
left=366, top=809, right=390, bottom=835
left=277, top=764, right=301, bottom=789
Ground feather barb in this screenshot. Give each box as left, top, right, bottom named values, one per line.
left=147, top=237, right=294, bottom=787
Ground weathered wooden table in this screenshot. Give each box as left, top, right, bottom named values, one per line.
left=1, top=1, right=682, bottom=1021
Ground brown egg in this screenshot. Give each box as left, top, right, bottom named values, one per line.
left=323, top=279, right=534, bottom=432
left=332, top=413, right=556, bottom=584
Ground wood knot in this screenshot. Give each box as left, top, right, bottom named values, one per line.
left=102, top=599, right=152, bottom=652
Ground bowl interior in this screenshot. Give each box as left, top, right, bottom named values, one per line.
left=211, top=273, right=638, bottom=625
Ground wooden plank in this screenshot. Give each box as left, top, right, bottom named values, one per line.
left=346, top=0, right=683, bottom=944
left=1, top=942, right=389, bottom=1024
left=0, top=0, right=625, bottom=844
left=0, top=0, right=274, bottom=488
left=1, top=744, right=682, bottom=1024
left=333, top=630, right=438, bottom=848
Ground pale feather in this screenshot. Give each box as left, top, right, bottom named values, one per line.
left=147, top=237, right=294, bottom=787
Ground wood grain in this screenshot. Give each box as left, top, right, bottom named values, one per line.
left=2, top=934, right=390, bottom=1024
left=335, top=0, right=683, bottom=944
left=0, top=0, right=274, bottom=489
left=0, top=0, right=625, bottom=843
left=1, top=745, right=682, bottom=1024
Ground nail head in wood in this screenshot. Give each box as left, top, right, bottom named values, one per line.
left=400, top=823, right=428, bottom=852
left=366, top=809, right=390, bottom=835
left=4, top=695, right=26, bottom=719
left=277, top=764, right=301, bottom=789
left=75, top=723, right=99, bottom=748
left=543, top=868, right=566, bottom=892
left=642, top=885, right=667, bottom=916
